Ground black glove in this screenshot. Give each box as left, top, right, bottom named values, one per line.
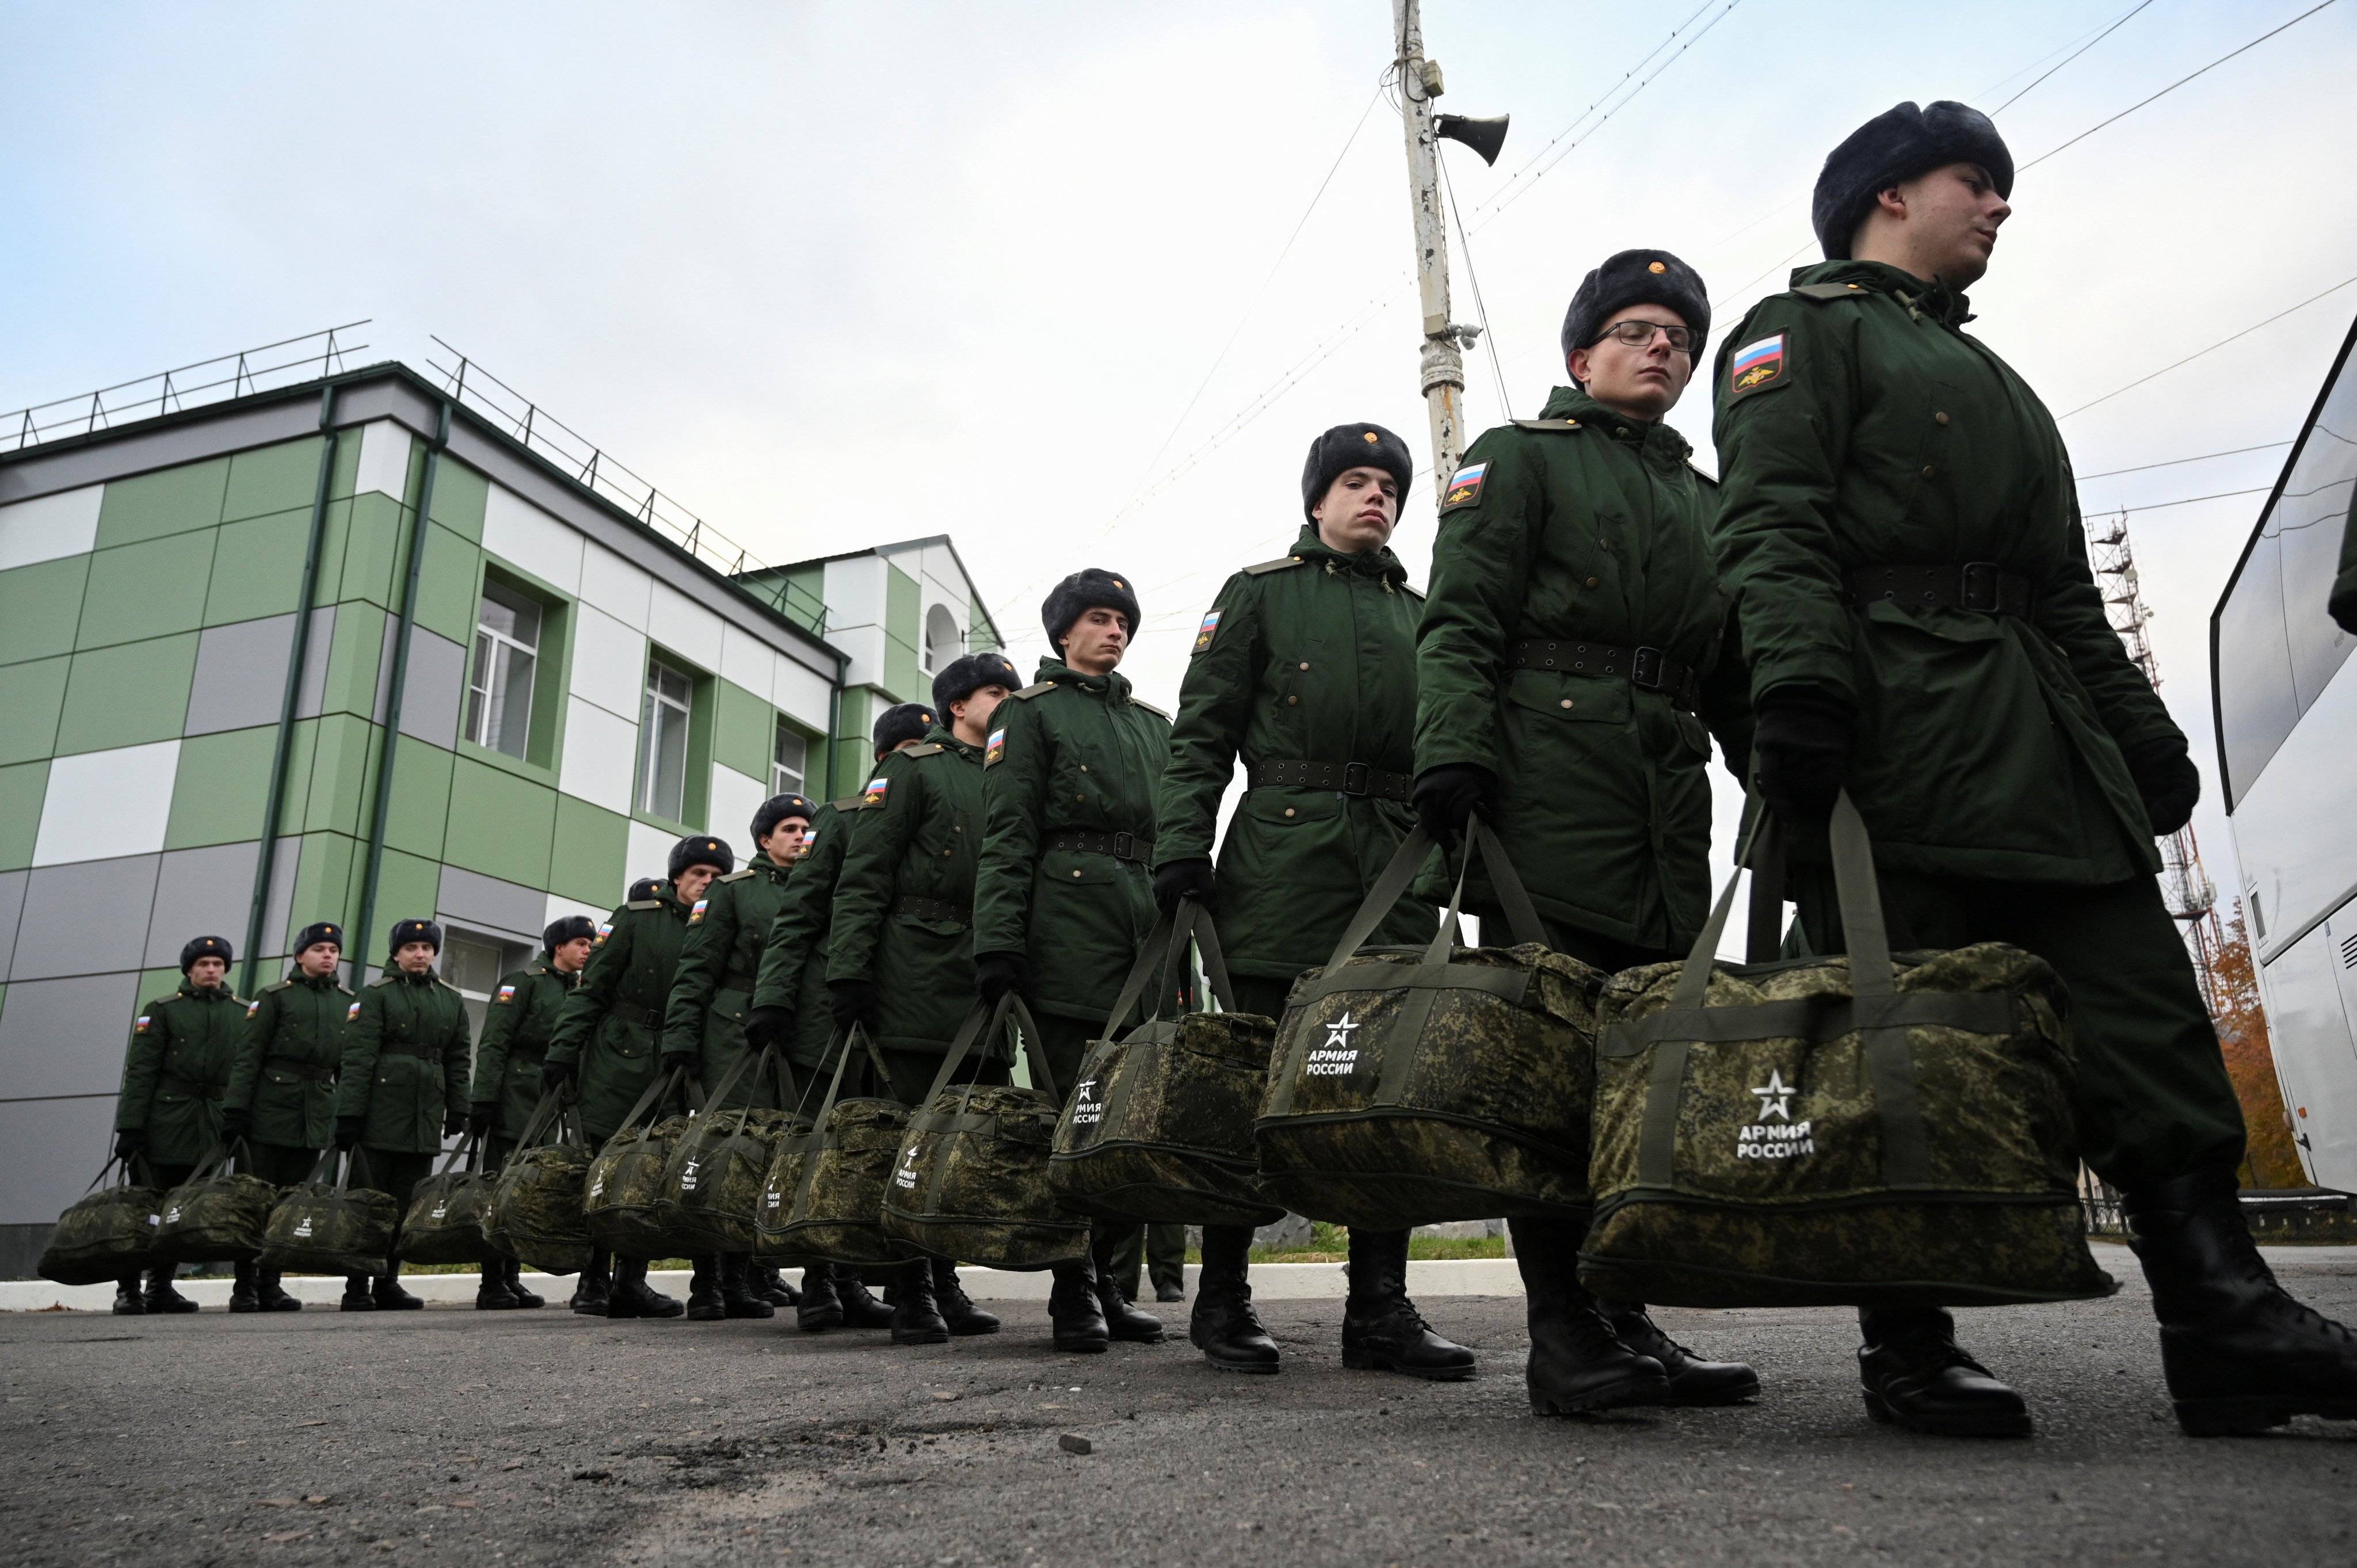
left=2122, top=735, right=2200, bottom=837
left=467, top=1107, right=497, bottom=1138
left=1753, top=689, right=1853, bottom=827
left=659, top=1047, right=699, bottom=1075
left=219, top=1107, right=254, bottom=1142
left=334, top=1116, right=364, bottom=1151
left=1153, top=858, right=1218, bottom=916
left=829, top=979, right=878, bottom=1031
left=1412, top=764, right=1496, bottom=842
left=113, top=1129, right=147, bottom=1163
left=974, top=951, right=1029, bottom=1005
left=743, top=1006, right=790, bottom=1050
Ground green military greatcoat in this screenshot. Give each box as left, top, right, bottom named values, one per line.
left=548, top=888, right=693, bottom=1140
left=974, top=659, right=1170, bottom=1024
left=827, top=725, right=1005, bottom=1058
left=472, top=960, right=578, bottom=1142
left=224, top=971, right=350, bottom=1152
left=1157, top=528, right=1432, bottom=980
left=663, top=851, right=795, bottom=1108
left=335, top=969, right=472, bottom=1155
left=1415, top=387, right=1753, bottom=953
left=750, top=796, right=876, bottom=1071
left=116, top=979, right=246, bottom=1168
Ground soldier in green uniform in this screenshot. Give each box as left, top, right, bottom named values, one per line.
left=1713, top=101, right=2357, bottom=1439
left=221, top=921, right=350, bottom=1313
left=1154, top=422, right=1473, bottom=1379
left=334, top=920, right=471, bottom=1310
left=973, top=569, right=1172, bottom=1354
left=110, top=934, right=243, bottom=1315
left=1414, top=253, right=1761, bottom=1416
left=743, top=706, right=929, bottom=1334
left=829, top=652, right=1025, bottom=1344
left=661, top=793, right=820, bottom=1315
left=466, top=913, right=596, bottom=1308
left=544, top=834, right=731, bottom=1320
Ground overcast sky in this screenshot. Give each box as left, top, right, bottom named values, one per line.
left=8, top=0, right=2356, bottom=926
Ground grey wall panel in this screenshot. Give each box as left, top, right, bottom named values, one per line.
left=261, top=834, right=302, bottom=959
left=0, top=971, right=140, bottom=1100
left=0, top=870, right=26, bottom=982
left=8, top=856, right=161, bottom=981
left=293, top=604, right=336, bottom=720
left=185, top=614, right=298, bottom=735
left=0, top=1093, right=121, bottom=1227
left=437, top=864, right=546, bottom=947
left=397, top=627, right=466, bottom=750
left=143, top=841, right=262, bottom=970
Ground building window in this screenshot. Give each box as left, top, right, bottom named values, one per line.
left=773, top=722, right=807, bottom=798
left=465, top=581, right=541, bottom=758
left=443, top=930, right=524, bottom=1041
left=638, top=656, right=694, bottom=821
left=925, top=602, right=963, bottom=675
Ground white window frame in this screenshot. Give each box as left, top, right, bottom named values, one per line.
left=638, top=656, right=695, bottom=821
left=772, top=720, right=807, bottom=799
left=465, top=581, right=541, bottom=758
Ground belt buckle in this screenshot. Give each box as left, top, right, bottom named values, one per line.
left=1631, top=646, right=1665, bottom=690
left=1959, top=561, right=2003, bottom=613
left=1341, top=761, right=1370, bottom=796
left=1112, top=831, right=1135, bottom=860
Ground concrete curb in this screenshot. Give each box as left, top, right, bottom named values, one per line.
left=1, top=1257, right=1524, bottom=1311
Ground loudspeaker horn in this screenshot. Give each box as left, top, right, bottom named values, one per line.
left=1434, top=113, right=1509, bottom=167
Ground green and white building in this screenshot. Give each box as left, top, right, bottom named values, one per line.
left=0, top=353, right=998, bottom=1272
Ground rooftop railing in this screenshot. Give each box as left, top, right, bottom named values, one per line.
left=2, top=323, right=369, bottom=454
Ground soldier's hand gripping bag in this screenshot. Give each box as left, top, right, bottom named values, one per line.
left=583, top=1066, right=699, bottom=1258
left=1254, top=818, right=1603, bottom=1230
left=151, top=1139, right=280, bottom=1264
left=485, top=1090, right=595, bottom=1276
left=659, top=1048, right=802, bottom=1255
left=759, top=1025, right=908, bottom=1269
left=260, top=1149, right=400, bottom=1277
left=397, top=1134, right=505, bottom=1266
left=1049, top=900, right=1284, bottom=1229
left=39, top=1155, right=162, bottom=1285
left=883, top=995, right=1093, bottom=1270
left=1580, top=794, right=2118, bottom=1309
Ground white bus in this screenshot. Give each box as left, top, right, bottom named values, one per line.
left=2212, top=310, right=2357, bottom=1188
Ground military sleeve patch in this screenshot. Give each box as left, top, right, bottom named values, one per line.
left=1730, top=333, right=1787, bottom=398
left=985, top=727, right=1006, bottom=768
left=495, top=983, right=517, bottom=1004
left=688, top=899, right=709, bottom=925
left=134, top=1014, right=151, bottom=1033
left=1191, top=609, right=1225, bottom=655
left=861, top=776, right=890, bottom=806
left=594, top=921, right=613, bottom=947
left=245, top=999, right=261, bottom=1017
left=346, top=1001, right=362, bottom=1021
left=1440, top=461, right=1489, bottom=512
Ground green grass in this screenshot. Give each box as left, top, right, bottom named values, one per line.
left=1183, top=1222, right=1508, bottom=1265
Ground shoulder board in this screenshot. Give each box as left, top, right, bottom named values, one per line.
left=264, top=979, right=293, bottom=993
left=1129, top=698, right=1170, bottom=721
left=1241, top=555, right=1307, bottom=576
left=1012, top=681, right=1058, bottom=700
left=902, top=742, right=945, bottom=758
left=1509, top=418, right=1584, bottom=432
left=716, top=868, right=756, bottom=883
left=625, top=898, right=664, bottom=911
left=336, top=982, right=355, bottom=995
left=149, top=994, right=185, bottom=1010
left=1688, top=464, right=1719, bottom=489
left=371, top=974, right=398, bottom=988
left=1791, top=281, right=1871, bottom=302
left=829, top=793, right=865, bottom=812
left=1398, top=582, right=1425, bottom=600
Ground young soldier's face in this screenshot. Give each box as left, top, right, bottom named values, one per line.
left=1312, top=466, right=1400, bottom=552
left=762, top=819, right=811, bottom=863
left=394, top=941, right=436, bottom=975
left=1059, top=608, right=1130, bottom=674
left=553, top=936, right=594, bottom=972
left=188, top=956, right=228, bottom=988
left=297, top=942, right=341, bottom=978
left=1874, top=161, right=2009, bottom=287
left=954, top=684, right=1013, bottom=736
left=1569, top=303, right=1694, bottom=420
left=674, top=865, right=718, bottom=905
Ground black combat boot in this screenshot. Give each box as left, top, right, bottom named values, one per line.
left=835, top=1270, right=897, bottom=1330
left=1601, top=1299, right=1759, bottom=1406
left=229, top=1260, right=261, bottom=1313
left=1191, top=1224, right=1278, bottom=1374
left=112, top=1275, right=147, bottom=1315
left=570, top=1250, right=612, bottom=1315
left=608, top=1256, right=682, bottom=1319
left=1092, top=1230, right=1165, bottom=1343
left=1341, top=1229, right=1474, bottom=1381
left=374, top=1260, right=424, bottom=1311
left=1049, top=1258, right=1110, bottom=1354
left=476, top=1260, right=521, bottom=1310
left=504, top=1258, right=544, bottom=1309
left=2125, top=1167, right=2357, bottom=1435
left=933, top=1257, right=1000, bottom=1336
left=1508, top=1219, right=1665, bottom=1412
left=753, top=1265, right=799, bottom=1308
left=255, top=1268, right=302, bottom=1312
left=340, top=1273, right=377, bottom=1311
left=1857, top=1305, right=2031, bottom=1437
left=721, top=1255, right=776, bottom=1319
left=796, top=1262, right=845, bottom=1332
left=893, top=1258, right=949, bottom=1345
left=146, top=1266, right=200, bottom=1314
left=686, top=1257, right=726, bottom=1321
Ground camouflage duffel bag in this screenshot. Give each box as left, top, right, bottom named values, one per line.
left=485, top=1091, right=595, bottom=1276
left=151, top=1140, right=280, bottom=1264
left=398, top=1134, right=505, bottom=1265
left=260, top=1149, right=400, bottom=1277
left=883, top=995, right=1091, bottom=1270
left=1580, top=795, right=2119, bottom=1310
left=39, top=1154, right=162, bottom=1285
left=1255, top=818, right=1602, bottom=1231
left=1050, top=901, right=1284, bottom=1229
left=584, top=1066, right=700, bottom=1258
left=758, top=1025, right=909, bottom=1269
left=660, top=1048, right=803, bottom=1255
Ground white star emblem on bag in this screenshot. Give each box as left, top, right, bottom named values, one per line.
left=1324, top=1013, right=1360, bottom=1050
left=1752, top=1069, right=1795, bottom=1122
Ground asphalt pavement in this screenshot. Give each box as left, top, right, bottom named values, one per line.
left=7, top=1241, right=2356, bottom=1567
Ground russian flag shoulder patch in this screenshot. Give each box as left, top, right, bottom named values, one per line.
left=1730, top=333, right=1788, bottom=398
left=1440, top=461, right=1489, bottom=512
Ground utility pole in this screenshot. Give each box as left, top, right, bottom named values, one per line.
left=1394, top=0, right=1479, bottom=501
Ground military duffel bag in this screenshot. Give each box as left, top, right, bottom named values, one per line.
left=1050, top=899, right=1284, bottom=1229
left=259, top=1149, right=400, bottom=1277
left=659, top=1047, right=802, bottom=1255
left=397, top=1134, right=505, bottom=1265
left=151, top=1140, right=280, bottom=1265
left=1580, top=794, right=2118, bottom=1310
left=583, top=1066, right=700, bottom=1258
left=485, top=1090, right=594, bottom=1276
left=882, top=994, right=1092, bottom=1271
left=758, top=1025, right=909, bottom=1269
left=39, top=1154, right=162, bottom=1285
left=1254, top=817, right=1603, bottom=1231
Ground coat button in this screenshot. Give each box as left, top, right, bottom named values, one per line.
left=1079, top=764, right=1088, bottom=771
left=1072, top=869, right=1082, bottom=878
left=1921, top=464, right=1936, bottom=478
left=1284, top=808, right=1296, bottom=818
left=1287, top=695, right=1298, bottom=705
left=1935, top=411, right=1950, bottom=425
left=1584, top=577, right=1599, bottom=589
left=1559, top=699, right=1573, bottom=709
left=1298, top=662, right=1310, bottom=671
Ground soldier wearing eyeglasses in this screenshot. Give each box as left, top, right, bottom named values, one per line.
left=1410, top=249, right=1759, bottom=1420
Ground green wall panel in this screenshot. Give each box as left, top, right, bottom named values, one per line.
left=165, top=725, right=276, bottom=848
left=551, top=795, right=628, bottom=907
left=204, top=508, right=311, bottom=627
left=0, top=555, right=89, bottom=666
left=370, top=848, right=443, bottom=943
left=383, top=739, right=453, bottom=860
left=0, top=760, right=48, bottom=871
left=884, top=563, right=921, bottom=700
left=55, top=634, right=199, bottom=755
left=270, top=718, right=316, bottom=836
left=412, top=523, right=482, bottom=646
left=319, top=601, right=387, bottom=721
left=831, top=686, right=874, bottom=798
left=337, top=493, right=407, bottom=611
left=713, top=678, right=773, bottom=782
left=0, top=655, right=68, bottom=765
left=884, top=632, right=920, bottom=704
left=444, top=755, right=556, bottom=888
left=303, top=714, right=376, bottom=836
left=134, top=967, right=188, bottom=1015
left=326, top=429, right=363, bottom=501
left=288, top=831, right=362, bottom=950
left=429, top=459, right=488, bottom=544
left=312, top=498, right=354, bottom=603
left=76, top=531, right=215, bottom=650
left=96, top=458, right=228, bottom=548
left=222, top=437, right=324, bottom=525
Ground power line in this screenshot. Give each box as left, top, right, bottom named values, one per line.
left=2058, top=272, right=2357, bottom=419
left=1439, top=150, right=1513, bottom=418
left=2076, top=441, right=2291, bottom=480
left=2093, top=486, right=2273, bottom=514
left=1991, top=0, right=2155, bottom=113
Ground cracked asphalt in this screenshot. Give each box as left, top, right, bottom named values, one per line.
left=6, top=1242, right=2356, bottom=1566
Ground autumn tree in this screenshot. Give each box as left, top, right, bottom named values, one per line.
left=2212, top=902, right=2305, bottom=1189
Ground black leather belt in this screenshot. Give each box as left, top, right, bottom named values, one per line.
left=264, top=1056, right=334, bottom=1084
left=161, top=1075, right=226, bottom=1100
left=894, top=894, right=973, bottom=925
left=375, top=1039, right=443, bottom=1060
left=610, top=998, right=656, bottom=1027
left=1511, top=638, right=1699, bottom=709
left=1046, top=830, right=1154, bottom=864
left=1848, top=562, right=2033, bottom=617
left=503, top=1042, right=548, bottom=1063
left=1249, top=760, right=1413, bottom=801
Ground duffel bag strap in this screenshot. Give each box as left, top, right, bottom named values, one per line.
left=1184, top=900, right=1240, bottom=1013
left=696, top=1046, right=760, bottom=1121
left=434, top=1132, right=484, bottom=1178
left=924, top=993, right=1061, bottom=1107
left=613, top=1064, right=690, bottom=1136
left=788, top=1025, right=886, bottom=1217
left=513, top=1088, right=570, bottom=1151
